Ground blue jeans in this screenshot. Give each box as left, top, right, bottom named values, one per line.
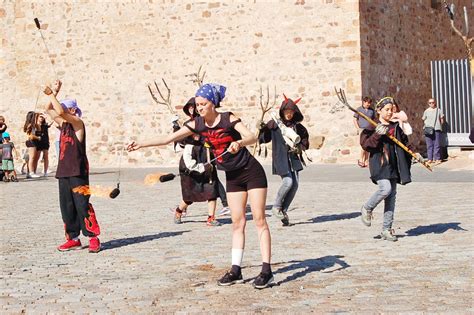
left=425, top=131, right=442, bottom=161
left=273, top=171, right=299, bottom=212
left=364, top=179, right=397, bottom=230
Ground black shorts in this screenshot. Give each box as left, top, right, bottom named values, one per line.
left=225, top=156, right=267, bottom=193
left=25, top=140, right=37, bottom=148
left=36, top=142, right=50, bottom=151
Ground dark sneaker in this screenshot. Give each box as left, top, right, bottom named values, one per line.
left=361, top=205, right=372, bottom=227
left=272, top=206, right=284, bottom=219
left=207, top=216, right=222, bottom=227
left=281, top=212, right=290, bottom=226
left=57, top=239, right=82, bottom=251
left=88, top=237, right=101, bottom=253
left=217, top=271, right=244, bottom=286
left=253, top=272, right=274, bottom=289
left=380, top=229, right=397, bottom=242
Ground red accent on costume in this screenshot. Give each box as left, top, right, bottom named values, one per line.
left=283, top=93, right=288, bottom=101
left=202, top=129, right=234, bottom=163
left=294, top=97, right=302, bottom=104
left=388, top=125, right=396, bottom=136
left=59, top=132, right=74, bottom=160
left=84, top=203, right=101, bottom=236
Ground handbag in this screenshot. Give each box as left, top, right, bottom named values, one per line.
left=423, top=126, right=435, bottom=136
left=424, top=108, right=438, bottom=137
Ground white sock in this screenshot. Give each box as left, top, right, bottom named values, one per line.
left=231, top=248, right=244, bottom=266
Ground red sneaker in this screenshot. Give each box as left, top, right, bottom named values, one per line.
left=88, top=237, right=101, bottom=253
left=57, top=239, right=82, bottom=252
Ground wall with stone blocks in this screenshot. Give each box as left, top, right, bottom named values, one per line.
left=1, top=1, right=468, bottom=168
left=360, top=0, right=473, bottom=150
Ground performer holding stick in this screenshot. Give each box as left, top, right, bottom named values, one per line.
left=128, top=83, right=273, bottom=289
left=359, top=96, right=415, bottom=242
left=172, top=97, right=222, bottom=226
left=43, top=80, right=101, bottom=253
left=259, top=94, right=309, bottom=226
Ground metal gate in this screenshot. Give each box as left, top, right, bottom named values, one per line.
left=430, top=59, right=473, bottom=146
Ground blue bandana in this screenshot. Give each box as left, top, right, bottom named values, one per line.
left=195, top=83, right=226, bottom=107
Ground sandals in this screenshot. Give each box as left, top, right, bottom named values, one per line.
left=357, top=160, right=367, bottom=168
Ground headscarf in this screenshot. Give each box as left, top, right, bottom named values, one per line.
left=60, top=98, right=82, bottom=117
left=375, top=96, right=394, bottom=110
left=195, top=83, right=226, bottom=108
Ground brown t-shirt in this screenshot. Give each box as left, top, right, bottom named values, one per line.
left=55, top=122, right=89, bottom=178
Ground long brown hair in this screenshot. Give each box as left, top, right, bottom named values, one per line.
left=23, top=111, right=38, bottom=134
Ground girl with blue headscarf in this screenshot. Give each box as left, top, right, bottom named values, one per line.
left=128, top=83, right=274, bottom=289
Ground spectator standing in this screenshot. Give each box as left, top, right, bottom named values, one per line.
left=422, top=98, right=445, bottom=164
left=353, top=97, right=375, bottom=168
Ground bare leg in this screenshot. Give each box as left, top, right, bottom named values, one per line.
left=228, top=191, right=248, bottom=251
left=42, top=150, right=49, bottom=174
left=28, top=147, right=38, bottom=174
left=207, top=199, right=217, bottom=217
left=363, top=150, right=369, bottom=166
left=248, top=188, right=271, bottom=263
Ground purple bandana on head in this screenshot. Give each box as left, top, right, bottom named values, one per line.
left=60, top=98, right=82, bottom=117
left=195, top=83, right=226, bottom=107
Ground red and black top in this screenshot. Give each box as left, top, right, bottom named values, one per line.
left=55, top=122, right=89, bottom=178
left=186, top=112, right=251, bottom=172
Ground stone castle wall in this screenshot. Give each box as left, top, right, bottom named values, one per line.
left=1, top=1, right=469, bottom=167
left=1, top=0, right=362, bottom=167
left=360, top=0, right=473, bottom=149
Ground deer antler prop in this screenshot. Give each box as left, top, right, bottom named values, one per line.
left=252, top=85, right=276, bottom=156
left=334, top=87, right=432, bottom=172
left=185, top=65, right=207, bottom=87
left=148, top=78, right=176, bottom=115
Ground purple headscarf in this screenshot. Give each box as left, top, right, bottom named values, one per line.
left=60, top=98, right=82, bottom=117
left=195, top=83, right=226, bottom=108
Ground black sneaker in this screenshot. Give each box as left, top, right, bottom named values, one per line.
left=217, top=271, right=243, bottom=286
left=281, top=212, right=290, bottom=226
left=252, top=272, right=274, bottom=289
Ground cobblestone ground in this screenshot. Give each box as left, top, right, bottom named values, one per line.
left=1, top=162, right=473, bottom=313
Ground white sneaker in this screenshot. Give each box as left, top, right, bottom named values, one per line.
left=361, top=205, right=372, bottom=227
left=218, top=207, right=231, bottom=217
left=29, top=173, right=41, bottom=178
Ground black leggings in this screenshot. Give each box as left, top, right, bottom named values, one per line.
left=59, top=175, right=100, bottom=239
left=225, top=157, right=267, bottom=192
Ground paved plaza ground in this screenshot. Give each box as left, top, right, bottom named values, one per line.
left=1, top=158, right=473, bottom=313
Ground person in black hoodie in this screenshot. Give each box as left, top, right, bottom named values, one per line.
left=172, top=97, right=222, bottom=227
left=259, top=95, right=309, bottom=226
left=359, top=97, right=412, bottom=242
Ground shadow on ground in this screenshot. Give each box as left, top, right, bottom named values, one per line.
left=271, top=255, right=350, bottom=286
left=101, top=231, right=190, bottom=250
left=292, top=212, right=361, bottom=226
left=404, top=222, right=467, bottom=236
left=239, top=256, right=351, bottom=286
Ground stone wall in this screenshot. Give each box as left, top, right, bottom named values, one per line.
left=1, top=0, right=363, bottom=167
left=1, top=0, right=366, bottom=167
left=2, top=1, right=469, bottom=168
left=360, top=0, right=473, bottom=150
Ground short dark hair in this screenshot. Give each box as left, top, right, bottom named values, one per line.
left=363, top=96, right=373, bottom=103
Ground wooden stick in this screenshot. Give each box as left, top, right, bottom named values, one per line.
left=335, top=87, right=433, bottom=172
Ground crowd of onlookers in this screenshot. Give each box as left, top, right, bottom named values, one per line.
left=353, top=96, right=448, bottom=168
left=0, top=112, right=60, bottom=182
